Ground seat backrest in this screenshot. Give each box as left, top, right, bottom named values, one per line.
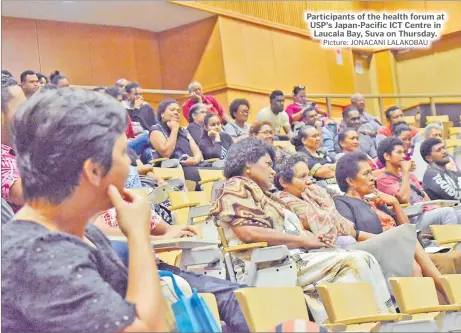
left=273, top=141, right=295, bottom=152
left=430, top=225, right=461, bottom=244
left=388, top=277, right=440, bottom=313
left=199, top=169, right=225, bottom=202
left=153, top=167, right=185, bottom=181
left=169, top=191, right=210, bottom=225
left=440, top=274, right=461, bottom=304
left=316, top=282, right=379, bottom=323
left=426, top=115, right=450, bottom=124
left=198, top=293, right=222, bottom=330
left=403, top=116, right=416, bottom=127
left=234, top=287, right=309, bottom=332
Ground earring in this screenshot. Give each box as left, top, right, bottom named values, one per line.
left=246, top=169, right=251, bottom=174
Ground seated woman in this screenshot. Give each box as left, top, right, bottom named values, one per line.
left=149, top=99, right=202, bottom=188
left=186, top=103, right=208, bottom=144
left=249, top=121, right=292, bottom=162
left=2, top=88, right=166, bottom=332
left=273, top=153, right=457, bottom=289
left=199, top=113, right=234, bottom=161
left=333, top=152, right=460, bottom=276
left=223, top=98, right=251, bottom=142
left=210, top=138, right=396, bottom=324
left=335, top=128, right=383, bottom=176
left=291, top=125, right=336, bottom=184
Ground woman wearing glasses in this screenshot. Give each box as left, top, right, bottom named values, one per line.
left=186, top=103, right=208, bottom=144
left=224, top=98, right=251, bottom=142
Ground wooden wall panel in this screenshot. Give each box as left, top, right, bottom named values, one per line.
left=133, top=28, right=163, bottom=88
left=1, top=17, right=40, bottom=80
left=192, top=20, right=227, bottom=92
left=36, top=20, right=93, bottom=85
left=395, top=47, right=461, bottom=106
left=2, top=17, right=161, bottom=87
left=219, top=17, right=355, bottom=102
left=158, top=17, right=218, bottom=90
left=87, top=25, right=138, bottom=86
left=192, top=1, right=360, bottom=32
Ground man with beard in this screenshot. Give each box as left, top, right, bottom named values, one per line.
left=256, top=90, right=293, bottom=140
left=342, top=105, right=377, bottom=158
left=421, top=138, right=461, bottom=201
left=340, top=93, right=382, bottom=136
left=376, top=106, right=420, bottom=147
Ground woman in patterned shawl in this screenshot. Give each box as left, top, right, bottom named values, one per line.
left=210, top=138, right=395, bottom=324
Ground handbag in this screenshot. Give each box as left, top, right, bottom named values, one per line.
left=158, top=270, right=222, bottom=333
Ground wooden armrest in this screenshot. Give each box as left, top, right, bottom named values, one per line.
left=198, top=176, right=224, bottom=185
left=161, top=175, right=173, bottom=180
left=405, top=305, right=461, bottom=314
left=322, top=324, right=347, bottom=332
left=336, top=314, right=408, bottom=325
left=224, top=242, right=268, bottom=253
left=438, top=239, right=461, bottom=245
left=204, top=158, right=220, bottom=163
left=169, top=202, right=200, bottom=211
left=150, top=157, right=168, bottom=164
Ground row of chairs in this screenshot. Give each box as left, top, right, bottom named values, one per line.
left=197, top=275, right=461, bottom=332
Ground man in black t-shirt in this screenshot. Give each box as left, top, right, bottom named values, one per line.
left=420, top=138, right=461, bottom=201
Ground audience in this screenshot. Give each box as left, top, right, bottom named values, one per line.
left=124, top=82, right=157, bottom=130
left=420, top=138, right=461, bottom=201
left=376, top=137, right=460, bottom=233
left=199, top=113, right=233, bottom=161
left=210, top=138, right=395, bottom=324
left=333, top=152, right=460, bottom=277
left=20, top=70, right=39, bottom=98
left=149, top=99, right=202, bottom=187
left=223, top=98, right=251, bottom=141
left=1, top=74, right=26, bottom=210
left=2, top=62, right=460, bottom=331
left=49, top=70, right=70, bottom=87
left=376, top=106, right=419, bottom=147
left=274, top=153, right=457, bottom=280
left=256, top=90, right=293, bottom=140
left=186, top=103, right=208, bottom=144
left=291, top=125, right=336, bottom=183
left=2, top=88, right=167, bottom=332
left=342, top=105, right=377, bottom=158
left=182, top=81, right=227, bottom=124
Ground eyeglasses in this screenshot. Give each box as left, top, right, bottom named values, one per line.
left=258, top=130, right=274, bottom=136
left=296, top=85, right=305, bottom=89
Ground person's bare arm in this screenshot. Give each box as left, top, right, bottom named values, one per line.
left=312, top=165, right=336, bottom=179
left=8, top=179, right=24, bottom=206
left=231, top=225, right=326, bottom=250
left=137, top=164, right=154, bottom=175
left=108, top=186, right=166, bottom=332
left=357, top=231, right=375, bottom=241
left=283, top=125, right=293, bottom=139
left=394, top=162, right=412, bottom=204
left=149, top=127, right=179, bottom=158
left=188, top=135, right=203, bottom=164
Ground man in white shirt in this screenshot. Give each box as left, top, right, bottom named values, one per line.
left=256, top=90, right=293, bottom=140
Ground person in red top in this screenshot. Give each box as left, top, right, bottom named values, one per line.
left=182, top=81, right=228, bottom=123
left=1, top=74, right=27, bottom=211
left=376, top=106, right=420, bottom=147
left=285, top=85, right=327, bottom=125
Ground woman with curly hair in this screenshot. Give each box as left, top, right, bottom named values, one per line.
left=210, top=138, right=396, bottom=324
